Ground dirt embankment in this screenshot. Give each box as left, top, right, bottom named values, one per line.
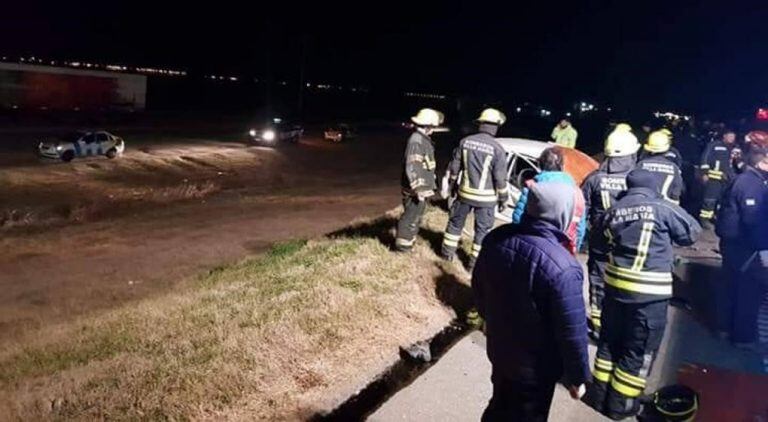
left=0, top=129, right=416, bottom=339
left=0, top=207, right=472, bottom=421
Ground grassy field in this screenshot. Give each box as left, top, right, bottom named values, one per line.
left=0, top=207, right=472, bottom=420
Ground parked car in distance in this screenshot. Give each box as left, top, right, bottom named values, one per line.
left=38, top=130, right=125, bottom=162
left=248, top=118, right=303, bottom=146
left=323, top=123, right=356, bottom=143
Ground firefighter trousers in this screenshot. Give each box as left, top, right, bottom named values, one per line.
left=395, top=194, right=427, bottom=252
left=441, top=200, right=495, bottom=261
left=699, top=179, right=724, bottom=221
left=587, top=252, right=608, bottom=334
left=584, top=298, right=668, bottom=420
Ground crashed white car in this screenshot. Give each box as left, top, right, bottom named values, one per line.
left=443, top=138, right=598, bottom=222
left=38, top=131, right=125, bottom=162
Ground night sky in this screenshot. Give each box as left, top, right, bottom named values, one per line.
left=2, top=1, right=767, bottom=114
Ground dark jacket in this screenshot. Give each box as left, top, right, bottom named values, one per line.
left=637, top=153, right=684, bottom=203
left=472, top=219, right=589, bottom=386
left=581, top=155, right=635, bottom=254
left=401, top=130, right=437, bottom=195
left=716, top=166, right=768, bottom=258
left=700, top=140, right=738, bottom=181
left=597, top=187, right=700, bottom=303
left=446, top=131, right=509, bottom=207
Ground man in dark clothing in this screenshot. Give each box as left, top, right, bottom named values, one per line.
left=394, top=108, right=444, bottom=252
left=637, top=130, right=684, bottom=204
left=699, top=130, right=739, bottom=228
left=716, top=146, right=768, bottom=349
left=473, top=181, right=590, bottom=422
left=581, top=126, right=638, bottom=337
left=584, top=169, right=700, bottom=420
left=442, top=108, right=509, bottom=268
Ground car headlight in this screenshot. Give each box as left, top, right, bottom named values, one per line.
left=249, top=129, right=257, bottom=137
left=263, top=130, right=276, bottom=141
left=56, top=145, right=63, bottom=151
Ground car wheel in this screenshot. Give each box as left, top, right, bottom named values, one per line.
left=61, top=150, right=75, bottom=162
left=106, top=148, right=118, bottom=159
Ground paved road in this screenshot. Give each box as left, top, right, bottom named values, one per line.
left=370, top=252, right=768, bottom=421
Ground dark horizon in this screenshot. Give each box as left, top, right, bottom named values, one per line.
left=1, top=1, right=767, bottom=115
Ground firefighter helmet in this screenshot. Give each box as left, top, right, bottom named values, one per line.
left=615, top=123, right=633, bottom=132
left=605, top=129, right=639, bottom=157
left=644, top=130, right=672, bottom=153
left=746, top=130, right=768, bottom=148
left=477, top=108, right=507, bottom=125
left=411, top=108, right=445, bottom=127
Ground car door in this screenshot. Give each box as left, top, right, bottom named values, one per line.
left=95, top=132, right=110, bottom=155
left=78, top=133, right=97, bottom=157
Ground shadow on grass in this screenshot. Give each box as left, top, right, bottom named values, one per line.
left=327, top=215, right=399, bottom=247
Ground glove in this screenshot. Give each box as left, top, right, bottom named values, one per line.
left=497, top=201, right=506, bottom=213
left=417, top=190, right=434, bottom=202
left=759, top=250, right=768, bottom=268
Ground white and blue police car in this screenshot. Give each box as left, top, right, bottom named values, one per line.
left=38, top=131, right=125, bottom=162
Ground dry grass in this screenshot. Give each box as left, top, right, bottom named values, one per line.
left=0, top=207, right=469, bottom=421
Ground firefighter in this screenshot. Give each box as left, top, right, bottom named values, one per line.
left=394, top=108, right=444, bottom=252
left=716, top=145, right=768, bottom=349
left=584, top=169, right=700, bottom=420
left=699, top=130, right=739, bottom=228
left=637, top=130, right=684, bottom=204
left=581, top=125, right=639, bottom=338
left=441, top=108, right=508, bottom=268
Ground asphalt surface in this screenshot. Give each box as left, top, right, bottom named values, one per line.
left=370, top=249, right=768, bottom=421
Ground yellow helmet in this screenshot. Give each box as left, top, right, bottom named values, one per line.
left=477, top=108, right=507, bottom=125
left=644, top=130, right=672, bottom=153
left=660, top=128, right=673, bottom=137
left=411, top=108, right=445, bottom=127
left=615, top=123, right=633, bottom=132
left=605, top=129, right=639, bottom=157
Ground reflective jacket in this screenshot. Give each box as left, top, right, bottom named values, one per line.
left=700, top=140, right=738, bottom=182
left=598, top=187, right=701, bottom=303
left=401, top=131, right=437, bottom=195
left=446, top=132, right=509, bottom=207
left=716, top=166, right=768, bottom=256
left=637, top=154, right=684, bottom=204
left=551, top=124, right=578, bottom=148
left=581, top=157, right=635, bottom=254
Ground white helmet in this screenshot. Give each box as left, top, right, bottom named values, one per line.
left=477, top=108, right=507, bottom=125
left=411, top=108, right=445, bottom=127
left=604, top=129, right=639, bottom=157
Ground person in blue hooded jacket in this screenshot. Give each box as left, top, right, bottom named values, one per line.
left=512, top=147, right=587, bottom=253
left=473, top=179, right=590, bottom=421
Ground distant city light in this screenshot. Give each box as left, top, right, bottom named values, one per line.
left=404, top=92, right=447, bottom=100
left=578, top=101, right=595, bottom=113
left=654, top=111, right=691, bottom=121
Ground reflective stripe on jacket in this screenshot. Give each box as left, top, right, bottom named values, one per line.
left=637, top=154, right=684, bottom=204
left=597, top=187, right=701, bottom=303
left=700, top=140, right=736, bottom=181
left=446, top=132, right=508, bottom=207
left=401, top=131, right=437, bottom=195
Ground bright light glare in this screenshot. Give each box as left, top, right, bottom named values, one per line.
left=263, top=130, right=276, bottom=141
left=249, top=129, right=257, bottom=137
